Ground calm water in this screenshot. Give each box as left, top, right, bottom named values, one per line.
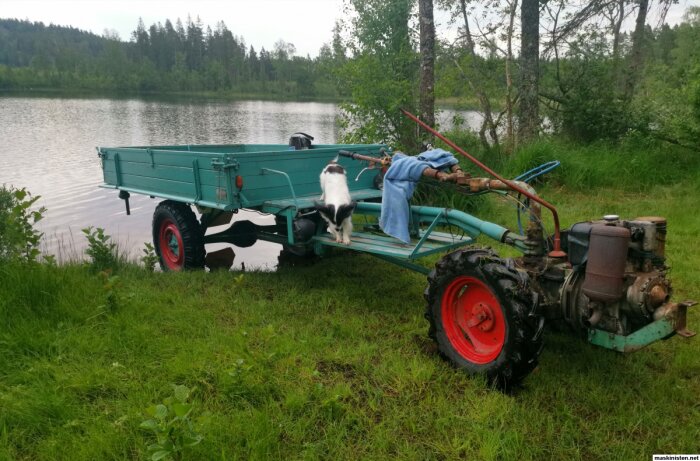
left=0, top=96, right=481, bottom=269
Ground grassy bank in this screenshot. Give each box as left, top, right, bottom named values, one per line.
left=2, top=141, right=700, bottom=460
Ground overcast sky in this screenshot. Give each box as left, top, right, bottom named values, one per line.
left=2, top=0, right=347, bottom=56
left=2, top=0, right=700, bottom=57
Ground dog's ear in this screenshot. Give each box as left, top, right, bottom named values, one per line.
left=336, top=202, right=356, bottom=223
left=315, top=203, right=336, bottom=222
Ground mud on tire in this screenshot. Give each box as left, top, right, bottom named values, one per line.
left=425, top=248, right=544, bottom=389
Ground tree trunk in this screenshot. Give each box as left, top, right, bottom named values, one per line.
left=505, top=0, right=518, bottom=152
left=611, top=0, right=625, bottom=64
left=419, top=0, right=436, bottom=142
left=624, top=0, right=649, bottom=100
left=458, top=0, right=499, bottom=150
left=518, top=0, right=540, bottom=145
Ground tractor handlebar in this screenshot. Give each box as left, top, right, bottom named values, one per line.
left=338, top=149, right=469, bottom=183
left=337, top=149, right=391, bottom=166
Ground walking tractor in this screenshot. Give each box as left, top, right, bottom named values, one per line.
left=98, top=111, right=696, bottom=387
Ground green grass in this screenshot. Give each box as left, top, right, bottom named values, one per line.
left=2, top=143, right=700, bottom=460
left=435, top=132, right=700, bottom=193
left=500, top=137, right=700, bottom=192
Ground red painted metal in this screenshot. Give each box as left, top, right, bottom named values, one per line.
left=441, top=276, right=506, bottom=364
left=236, top=175, right=244, bottom=189
left=158, top=219, right=184, bottom=271
left=401, top=108, right=566, bottom=257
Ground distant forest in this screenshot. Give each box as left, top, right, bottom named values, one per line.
left=2, top=5, right=700, bottom=151
left=0, top=17, right=345, bottom=98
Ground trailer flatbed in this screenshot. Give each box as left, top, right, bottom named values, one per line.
left=98, top=142, right=509, bottom=271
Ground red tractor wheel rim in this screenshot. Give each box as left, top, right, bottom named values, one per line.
left=158, top=219, right=184, bottom=270
left=441, top=276, right=506, bottom=364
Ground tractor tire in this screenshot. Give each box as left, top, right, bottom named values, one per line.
left=152, top=200, right=206, bottom=271
left=425, top=248, right=544, bottom=389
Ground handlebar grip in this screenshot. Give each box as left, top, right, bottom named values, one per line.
left=338, top=150, right=354, bottom=158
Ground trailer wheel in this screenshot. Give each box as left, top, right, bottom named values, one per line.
left=425, top=248, right=544, bottom=389
left=152, top=201, right=205, bottom=271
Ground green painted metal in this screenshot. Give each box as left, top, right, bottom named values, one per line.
left=99, top=142, right=524, bottom=273
left=114, top=153, right=122, bottom=186
left=588, top=317, right=676, bottom=352
left=192, top=159, right=202, bottom=202
left=354, top=202, right=510, bottom=245
left=409, top=212, right=443, bottom=258
left=311, top=229, right=472, bottom=260
left=370, top=253, right=432, bottom=275
left=99, top=144, right=387, bottom=211
left=260, top=189, right=381, bottom=215
left=261, top=168, right=299, bottom=211
left=282, top=208, right=295, bottom=245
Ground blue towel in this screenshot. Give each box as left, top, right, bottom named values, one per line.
left=379, top=149, right=459, bottom=243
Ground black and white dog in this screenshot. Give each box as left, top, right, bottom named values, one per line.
left=316, top=161, right=356, bottom=244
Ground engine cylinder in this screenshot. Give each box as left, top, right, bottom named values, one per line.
left=582, top=225, right=630, bottom=303
left=633, top=216, right=667, bottom=259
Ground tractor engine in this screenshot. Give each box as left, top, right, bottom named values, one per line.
left=554, top=216, right=677, bottom=336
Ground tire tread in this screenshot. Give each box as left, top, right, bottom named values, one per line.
left=425, top=248, right=544, bottom=389
left=152, top=200, right=205, bottom=271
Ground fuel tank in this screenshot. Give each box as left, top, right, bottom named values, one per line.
left=581, top=225, right=631, bottom=303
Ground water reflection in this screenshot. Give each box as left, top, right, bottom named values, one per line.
left=0, top=96, right=342, bottom=269
left=0, top=96, right=481, bottom=270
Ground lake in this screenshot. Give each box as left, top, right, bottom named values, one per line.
left=0, top=95, right=483, bottom=269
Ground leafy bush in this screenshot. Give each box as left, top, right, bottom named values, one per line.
left=337, top=0, right=419, bottom=150
left=140, top=385, right=208, bottom=461
left=0, top=185, right=45, bottom=263
left=545, top=49, right=640, bottom=143
left=638, top=63, right=700, bottom=151
left=82, top=226, right=120, bottom=272
left=141, top=242, right=159, bottom=272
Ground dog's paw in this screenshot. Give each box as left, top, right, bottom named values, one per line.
left=342, top=238, right=351, bottom=245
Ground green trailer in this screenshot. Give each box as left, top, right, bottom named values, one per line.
left=98, top=128, right=694, bottom=389
left=97, top=142, right=509, bottom=272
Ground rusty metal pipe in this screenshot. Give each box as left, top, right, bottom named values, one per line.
left=401, top=108, right=565, bottom=257
left=466, top=178, right=541, bottom=220
left=338, top=150, right=391, bottom=165
left=466, top=178, right=545, bottom=257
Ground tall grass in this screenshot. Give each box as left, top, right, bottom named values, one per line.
left=504, top=137, right=700, bottom=191
left=432, top=132, right=700, bottom=191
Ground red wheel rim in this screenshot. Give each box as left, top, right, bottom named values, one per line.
left=158, top=219, right=184, bottom=271
left=441, top=276, right=506, bottom=364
